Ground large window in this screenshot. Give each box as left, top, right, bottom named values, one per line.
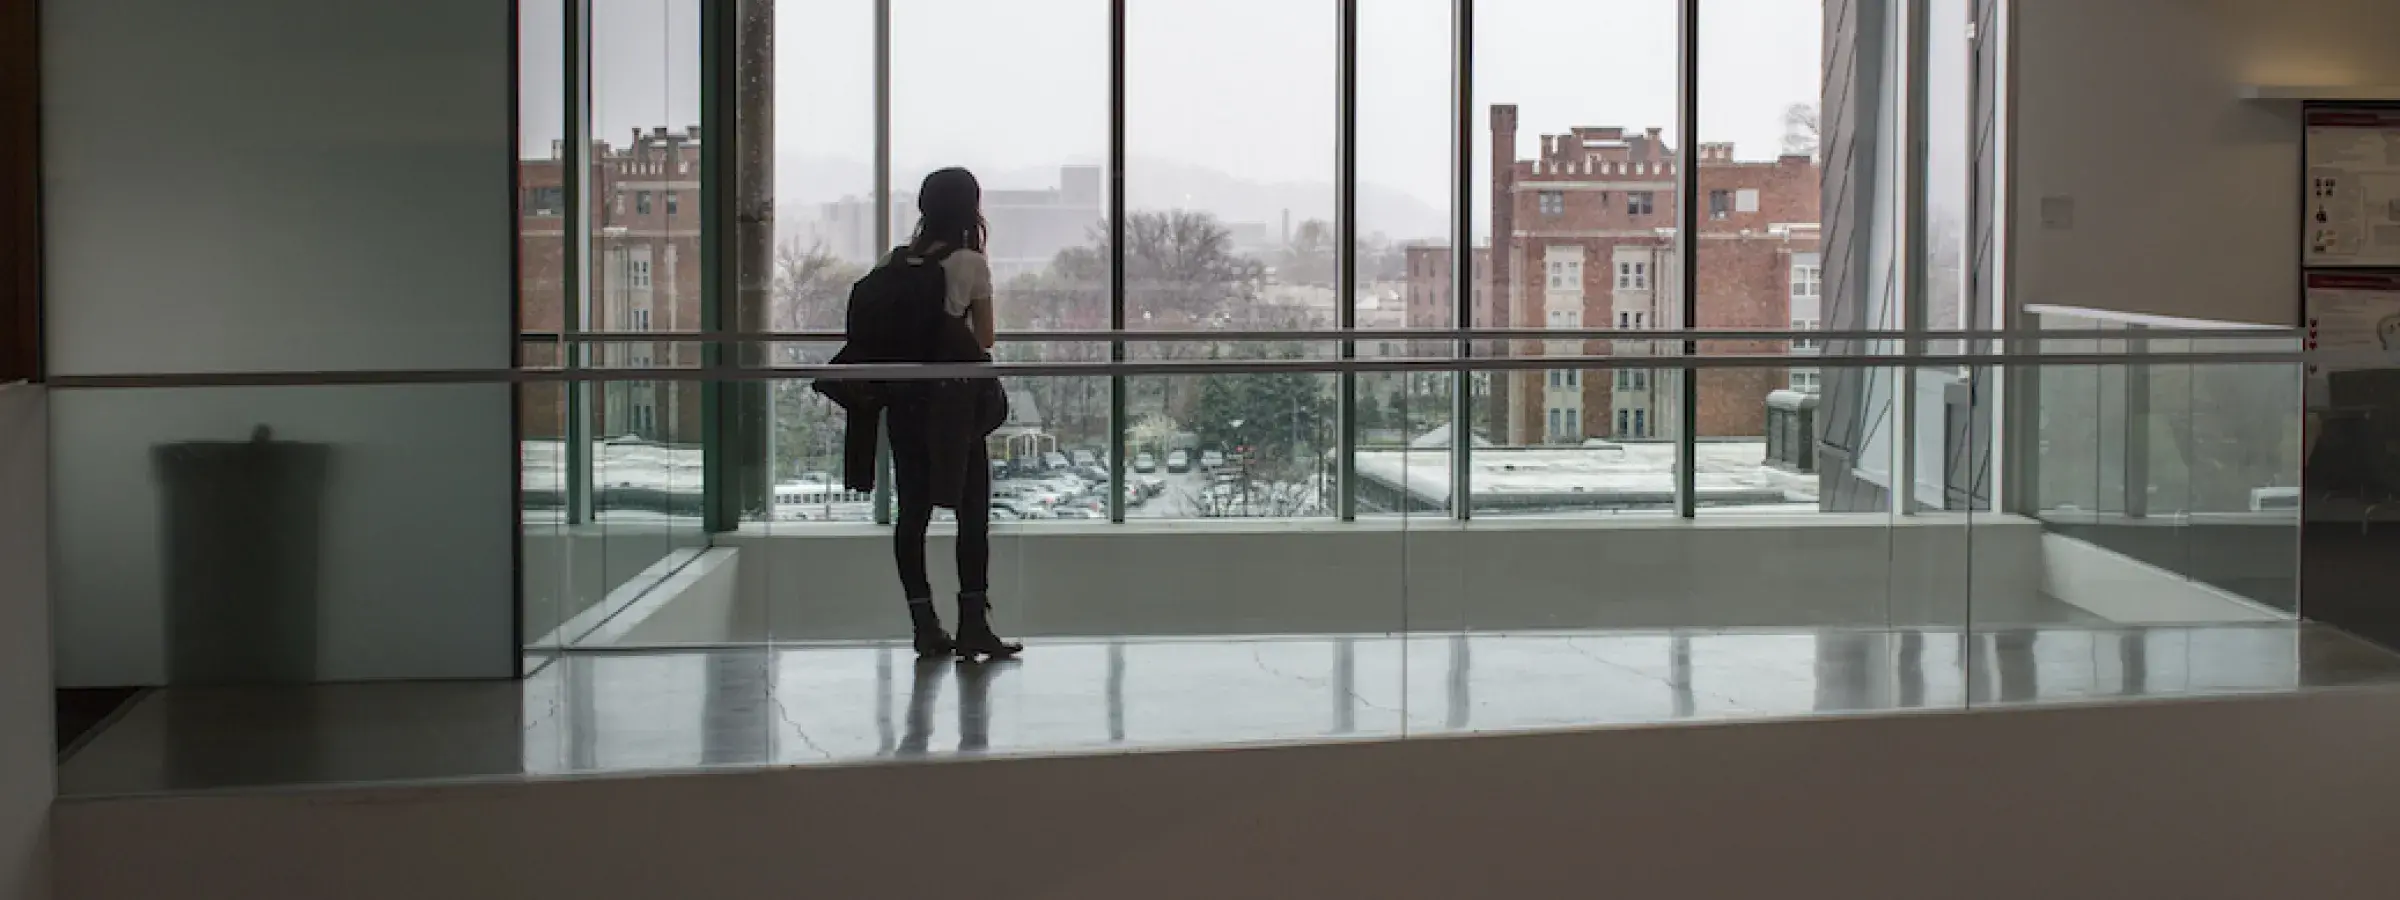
left=1690, top=0, right=1830, bottom=517
left=1123, top=0, right=1339, bottom=521
left=1468, top=0, right=1682, bottom=517
left=894, top=0, right=1110, bottom=523
left=585, top=0, right=1990, bottom=535
left=761, top=0, right=875, bottom=522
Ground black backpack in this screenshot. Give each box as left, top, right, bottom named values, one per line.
left=841, top=245, right=979, bottom=366
left=818, top=246, right=1005, bottom=437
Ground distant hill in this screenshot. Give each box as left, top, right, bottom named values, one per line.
left=772, top=154, right=1447, bottom=243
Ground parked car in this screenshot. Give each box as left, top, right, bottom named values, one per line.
left=1167, top=450, right=1190, bottom=473
left=1043, top=451, right=1071, bottom=471
left=1072, top=449, right=1098, bottom=467
left=1134, top=452, right=1157, bottom=473
left=1201, top=449, right=1226, bottom=470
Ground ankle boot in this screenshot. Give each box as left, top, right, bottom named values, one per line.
left=908, top=598, right=954, bottom=658
left=953, top=591, right=1023, bottom=662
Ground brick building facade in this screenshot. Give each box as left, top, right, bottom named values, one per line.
left=519, top=126, right=705, bottom=444
left=1405, top=104, right=1821, bottom=446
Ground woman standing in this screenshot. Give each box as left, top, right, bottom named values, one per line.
left=887, top=167, right=1021, bottom=661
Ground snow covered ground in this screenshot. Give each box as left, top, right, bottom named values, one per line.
left=1353, top=440, right=1817, bottom=514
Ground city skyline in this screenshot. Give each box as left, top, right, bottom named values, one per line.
left=519, top=0, right=1828, bottom=238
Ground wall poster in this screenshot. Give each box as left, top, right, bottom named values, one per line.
left=2305, top=107, right=2400, bottom=269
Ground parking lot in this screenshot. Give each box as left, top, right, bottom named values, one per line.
left=992, top=453, right=1329, bottom=520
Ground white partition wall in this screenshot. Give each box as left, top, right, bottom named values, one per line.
left=40, top=0, right=517, bottom=684
left=2013, top=0, right=2400, bottom=327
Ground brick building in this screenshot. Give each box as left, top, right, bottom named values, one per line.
left=519, top=126, right=705, bottom=444
left=1405, top=104, right=1821, bottom=446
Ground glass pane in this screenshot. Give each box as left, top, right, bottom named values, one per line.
left=1127, top=0, right=1335, bottom=332
left=894, top=0, right=1108, bottom=524
left=592, top=0, right=706, bottom=614
left=1124, top=343, right=1339, bottom=520
left=1470, top=0, right=1679, bottom=514
left=1361, top=0, right=1457, bottom=520
left=49, top=386, right=519, bottom=685
left=520, top=0, right=568, bottom=658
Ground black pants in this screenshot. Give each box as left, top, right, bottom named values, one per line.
left=888, top=408, right=991, bottom=601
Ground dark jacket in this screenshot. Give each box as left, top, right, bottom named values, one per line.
left=814, top=324, right=1006, bottom=510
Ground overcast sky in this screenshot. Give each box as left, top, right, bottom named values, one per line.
left=521, top=1, right=1973, bottom=239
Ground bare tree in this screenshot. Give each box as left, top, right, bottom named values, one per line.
left=770, top=236, right=862, bottom=340
left=1782, top=103, right=1821, bottom=158
left=767, top=237, right=864, bottom=482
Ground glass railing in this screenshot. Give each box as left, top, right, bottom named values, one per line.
left=2028, top=309, right=2305, bottom=614
left=45, top=329, right=2399, bottom=793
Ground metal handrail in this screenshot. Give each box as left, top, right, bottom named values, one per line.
left=40, top=347, right=2359, bottom=391
left=512, top=326, right=2302, bottom=345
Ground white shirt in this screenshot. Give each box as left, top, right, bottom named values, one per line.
left=939, top=249, right=993, bottom=318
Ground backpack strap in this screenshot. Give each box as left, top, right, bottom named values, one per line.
left=892, top=243, right=962, bottom=267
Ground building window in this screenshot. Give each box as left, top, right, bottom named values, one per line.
left=1566, top=370, right=1578, bottom=387
left=636, top=190, right=654, bottom=215
left=632, top=308, right=652, bottom=331
left=1633, top=312, right=1645, bottom=329
left=630, top=258, right=652, bottom=289
left=1635, top=371, right=1647, bottom=390
left=1633, top=409, right=1646, bottom=437
left=666, top=191, right=679, bottom=216
left=1627, top=191, right=1655, bottom=216
left=1538, top=190, right=1564, bottom=217
left=1549, top=408, right=1563, bottom=438
left=1616, top=409, right=1630, bottom=435
left=525, top=186, right=564, bottom=217
left=1790, top=370, right=1821, bottom=392
left=1792, top=317, right=1821, bottom=351
left=1792, top=264, right=1822, bottom=299
left=1708, top=189, right=1731, bottom=220
left=1618, top=311, right=1630, bottom=329
left=1549, top=370, right=1561, bottom=388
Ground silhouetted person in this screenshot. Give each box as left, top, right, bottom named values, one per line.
left=826, top=167, right=1022, bottom=661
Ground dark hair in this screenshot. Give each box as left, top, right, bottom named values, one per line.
left=911, top=167, right=986, bottom=254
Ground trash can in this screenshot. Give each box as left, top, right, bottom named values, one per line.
left=153, top=425, right=331, bottom=685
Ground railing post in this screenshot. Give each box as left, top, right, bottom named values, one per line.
left=1675, top=0, right=1700, bottom=519
left=1106, top=0, right=1129, bottom=524
left=563, top=0, right=594, bottom=527
left=1450, top=0, right=1475, bottom=521
left=869, top=0, right=895, bottom=526
left=1336, top=0, right=1359, bottom=522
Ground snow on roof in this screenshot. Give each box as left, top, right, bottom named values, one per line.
left=1354, top=440, right=1815, bottom=508
left=1409, top=423, right=1494, bottom=450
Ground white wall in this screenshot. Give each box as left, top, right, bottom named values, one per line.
left=2014, top=0, right=2400, bottom=326
left=52, top=687, right=2400, bottom=899
left=0, top=386, right=54, bottom=900
left=39, top=0, right=517, bottom=684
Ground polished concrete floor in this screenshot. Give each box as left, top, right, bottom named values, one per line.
left=56, top=622, right=2400, bottom=797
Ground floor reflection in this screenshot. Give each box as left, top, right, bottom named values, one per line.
left=56, top=622, right=2400, bottom=797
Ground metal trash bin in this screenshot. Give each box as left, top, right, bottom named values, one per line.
left=153, top=425, right=331, bottom=685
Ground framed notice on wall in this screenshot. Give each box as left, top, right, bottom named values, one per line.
left=2304, top=107, right=2400, bottom=268
left=2303, top=271, right=2400, bottom=406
